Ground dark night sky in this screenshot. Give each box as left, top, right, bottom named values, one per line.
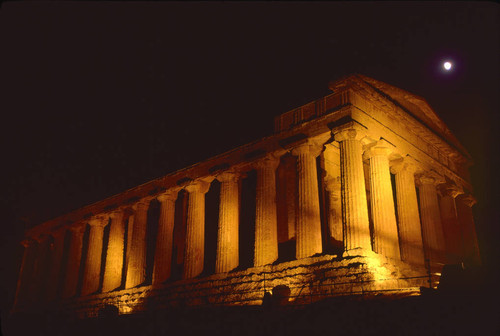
left=0, top=2, right=498, bottom=313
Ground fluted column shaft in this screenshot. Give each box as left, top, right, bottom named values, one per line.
left=292, top=143, right=323, bottom=259
left=456, top=194, right=481, bottom=266
left=391, top=160, right=425, bottom=265
left=125, top=200, right=150, bottom=288
left=46, top=229, right=66, bottom=301
left=418, top=176, right=446, bottom=264
left=102, top=210, right=126, bottom=292
left=62, top=224, right=85, bottom=298
left=334, top=128, right=371, bottom=252
left=216, top=172, right=240, bottom=273
left=439, top=185, right=462, bottom=263
left=254, top=157, right=279, bottom=266
left=183, top=181, right=210, bottom=279
left=13, top=239, right=37, bottom=309
left=152, top=191, right=178, bottom=284
left=82, top=216, right=108, bottom=295
left=365, top=143, right=400, bottom=259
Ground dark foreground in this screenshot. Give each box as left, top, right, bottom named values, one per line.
left=3, top=291, right=498, bottom=336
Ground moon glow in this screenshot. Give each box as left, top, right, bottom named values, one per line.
left=443, top=61, right=452, bottom=71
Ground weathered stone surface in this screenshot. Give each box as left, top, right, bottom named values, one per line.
left=103, top=210, right=126, bottom=292
left=60, top=253, right=428, bottom=318
left=391, top=157, right=425, bottom=266
left=14, top=75, right=479, bottom=317
left=254, top=156, right=280, bottom=266
left=334, top=125, right=371, bottom=251
left=125, top=200, right=150, bottom=288
left=292, top=142, right=323, bottom=259
left=365, top=140, right=400, bottom=259
left=183, top=180, right=211, bottom=279
left=82, top=216, right=108, bottom=296
left=417, top=175, right=447, bottom=265
left=152, top=191, right=178, bottom=285
left=215, top=172, right=239, bottom=273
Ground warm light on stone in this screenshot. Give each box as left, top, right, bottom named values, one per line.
left=254, top=155, right=280, bottom=266
left=13, top=75, right=480, bottom=317
left=125, top=200, right=150, bottom=288
left=102, top=210, right=126, bottom=292
left=334, top=125, right=371, bottom=253
left=82, top=215, right=108, bottom=295
left=391, top=157, right=425, bottom=265
left=417, top=175, right=447, bottom=265
left=322, top=143, right=342, bottom=249
left=292, top=142, right=323, bottom=259
left=152, top=191, right=178, bottom=284
left=216, top=172, right=240, bottom=273
left=365, top=140, right=400, bottom=259
left=183, top=180, right=211, bottom=279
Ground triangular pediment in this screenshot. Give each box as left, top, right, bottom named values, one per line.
left=329, top=74, right=470, bottom=159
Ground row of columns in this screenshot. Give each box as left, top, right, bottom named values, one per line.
left=15, top=124, right=480, bottom=308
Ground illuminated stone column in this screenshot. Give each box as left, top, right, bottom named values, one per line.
left=438, top=184, right=463, bottom=263
left=456, top=194, right=481, bottom=266
left=365, top=140, right=400, bottom=259
left=323, top=144, right=342, bottom=245
left=102, top=209, right=126, bottom=292
left=216, top=172, right=240, bottom=273
left=13, top=239, right=37, bottom=309
left=333, top=126, right=371, bottom=252
left=391, top=158, right=425, bottom=265
left=82, top=215, right=108, bottom=296
left=183, top=180, right=211, bottom=279
left=152, top=190, right=178, bottom=285
left=46, top=228, right=67, bottom=301
left=62, top=223, right=85, bottom=298
left=254, top=156, right=280, bottom=266
left=292, top=142, right=323, bottom=259
left=417, top=175, right=446, bottom=264
left=125, top=200, right=150, bottom=288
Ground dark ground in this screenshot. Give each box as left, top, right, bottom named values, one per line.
left=4, top=291, right=497, bottom=336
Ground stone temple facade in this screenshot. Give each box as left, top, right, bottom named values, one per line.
left=13, top=74, right=480, bottom=318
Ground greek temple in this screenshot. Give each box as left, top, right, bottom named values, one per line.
left=13, top=74, right=480, bottom=317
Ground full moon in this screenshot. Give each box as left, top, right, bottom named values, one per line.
left=443, top=61, right=452, bottom=70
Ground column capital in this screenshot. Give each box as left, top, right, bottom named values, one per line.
left=332, top=122, right=368, bottom=142
left=108, top=208, right=125, bottom=220
left=438, top=183, right=464, bottom=198
left=68, top=222, right=86, bottom=233
left=132, top=198, right=152, bottom=212
left=416, top=172, right=445, bottom=186
left=157, top=189, right=179, bottom=203
left=457, top=194, right=477, bottom=207
left=216, top=170, right=240, bottom=183
left=254, top=154, right=280, bottom=171
left=290, top=140, right=323, bottom=157
left=363, top=139, right=395, bottom=160
left=49, top=226, right=67, bottom=239
left=88, top=214, right=109, bottom=227
left=390, top=155, right=421, bottom=175
left=185, top=179, right=211, bottom=194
